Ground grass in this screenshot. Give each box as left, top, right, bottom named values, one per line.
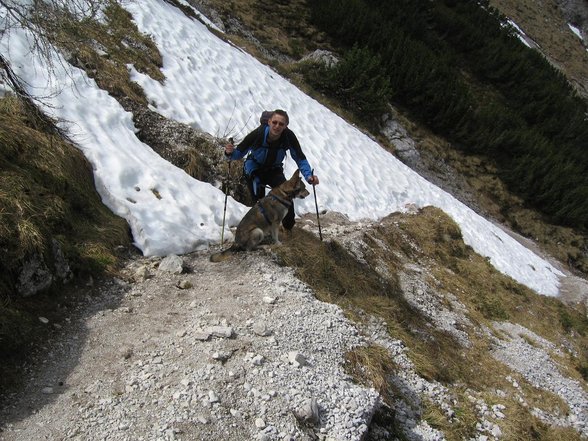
left=0, top=94, right=131, bottom=393
left=344, top=345, right=397, bottom=402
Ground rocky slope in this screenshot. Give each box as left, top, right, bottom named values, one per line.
left=1, top=213, right=587, bottom=440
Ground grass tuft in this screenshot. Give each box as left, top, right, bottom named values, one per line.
left=344, top=345, right=397, bottom=402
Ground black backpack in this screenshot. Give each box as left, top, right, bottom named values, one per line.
left=259, top=110, right=273, bottom=126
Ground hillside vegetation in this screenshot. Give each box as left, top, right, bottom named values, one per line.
left=0, top=93, right=130, bottom=383
left=302, top=0, right=588, bottom=230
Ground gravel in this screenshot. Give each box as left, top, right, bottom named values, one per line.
left=1, top=217, right=587, bottom=441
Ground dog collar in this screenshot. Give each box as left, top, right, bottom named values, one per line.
left=269, top=194, right=292, bottom=208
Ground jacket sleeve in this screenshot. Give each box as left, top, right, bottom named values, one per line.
left=287, top=130, right=313, bottom=181
left=226, top=127, right=260, bottom=161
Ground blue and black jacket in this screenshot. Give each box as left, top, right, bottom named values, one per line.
left=226, top=124, right=313, bottom=182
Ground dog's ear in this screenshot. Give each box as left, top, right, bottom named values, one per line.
left=290, top=170, right=300, bottom=181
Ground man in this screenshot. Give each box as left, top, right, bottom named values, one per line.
left=224, top=109, right=319, bottom=230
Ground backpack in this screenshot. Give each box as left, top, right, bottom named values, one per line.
left=259, top=110, right=273, bottom=126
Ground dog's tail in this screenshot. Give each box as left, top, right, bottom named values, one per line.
left=209, top=245, right=240, bottom=262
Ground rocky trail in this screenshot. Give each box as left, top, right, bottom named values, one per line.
left=0, top=236, right=382, bottom=441
left=1, top=216, right=588, bottom=441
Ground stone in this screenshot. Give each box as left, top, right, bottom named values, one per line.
left=300, top=49, right=339, bottom=67
left=176, top=280, right=192, bottom=289
left=295, top=398, right=320, bottom=425
left=158, top=254, right=184, bottom=274
left=287, top=351, right=308, bottom=367
left=251, top=354, right=264, bottom=366
left=206, top=326, right=234, bottom=338
left=193, top=331, right=211, bottom=341
left=52, top=239, right=72, bottom=282
left=17, top=254, right=53, bottom=297
left=134, top=265, right=150, bottom=281
left=212, top=351, right=232, bottom=362
left=208, top=390, right=219, bottom=403
left=252, top=322, right=271, bottom=336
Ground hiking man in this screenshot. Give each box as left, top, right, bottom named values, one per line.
left=224, top=109, right=319, bottom=230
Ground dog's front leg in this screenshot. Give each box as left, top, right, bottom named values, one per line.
left=270, top=223, right=281, bottom=245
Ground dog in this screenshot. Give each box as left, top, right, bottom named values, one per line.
left=210, top=170, right=310, bottom=262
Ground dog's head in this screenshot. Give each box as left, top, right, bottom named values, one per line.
left=283, top=170, right=310, bottom=199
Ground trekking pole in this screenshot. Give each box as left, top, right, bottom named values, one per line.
left=220, top=137, right=233, bottom=245
left=311, top=169, right=323, bottom=241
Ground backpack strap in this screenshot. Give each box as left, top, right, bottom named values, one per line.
left=262, top=125, right=270, bottom=147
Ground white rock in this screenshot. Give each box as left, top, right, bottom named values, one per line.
left=251, top=355, right=265, bottom=366
left=208, top=390, right=219, bottom=403
left=252, top=322, right=271, bottom=336
left=206, top=326, right=234, bottom=338
left=295, top=398, right=320, bottom=425
left=158, top=254, right=184, bottom=274
left=134, top=265, right=150, bottom=281
left=193, top=330, right=211, bottom=341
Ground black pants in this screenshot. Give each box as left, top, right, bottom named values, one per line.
left=247, top=168, right=295, bottom=230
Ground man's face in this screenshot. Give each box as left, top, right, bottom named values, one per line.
left=268, top=114, right=288, bottom=138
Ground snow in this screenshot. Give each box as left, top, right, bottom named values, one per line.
left=568, top=23, right=584, bottom=41
left=0, top=0, right=564, bottom=296
left=506, top=19, right=533, bottom=48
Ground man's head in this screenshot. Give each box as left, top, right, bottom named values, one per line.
left=268, top=109, right=289, bottom=139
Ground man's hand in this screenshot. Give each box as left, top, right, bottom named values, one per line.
left=308, top=175, right=319, bottom=185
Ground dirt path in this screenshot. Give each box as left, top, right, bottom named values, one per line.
left=0, top=250, right=378, bottom=441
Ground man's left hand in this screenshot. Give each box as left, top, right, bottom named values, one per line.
left=308, top=175, right=319, bottom=185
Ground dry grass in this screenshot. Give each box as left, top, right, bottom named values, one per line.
left=275, top=206, right=588, bottom=439
left=344, top=345, right=397, bottom=402
left=0, top=94, right=130, bottom=392
left=49, top=1, right=164, bottom=106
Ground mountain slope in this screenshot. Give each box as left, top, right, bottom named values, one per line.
left=1, top=1, right=588, bottom=440
left=196, top=1, right=588, bottom=278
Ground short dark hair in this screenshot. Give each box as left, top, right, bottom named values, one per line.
left=271, top=109, right=289, bottom=125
